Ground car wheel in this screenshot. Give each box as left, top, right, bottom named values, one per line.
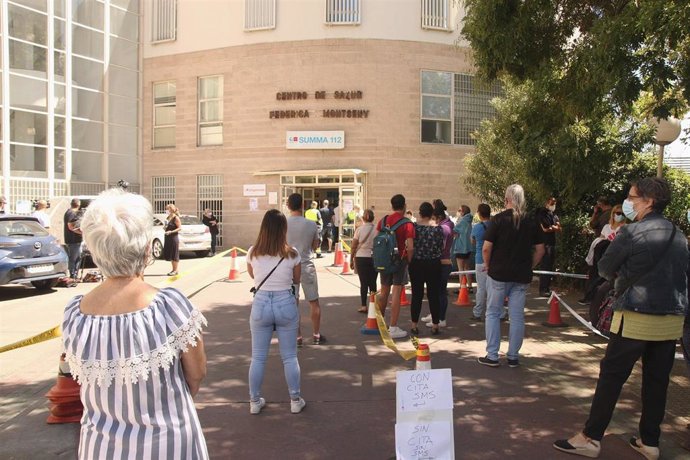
left=195, top=250, right=210, bottom=258
left=31, top=278, right=59, bottom=290
left=152, top=239, right=163, bottom=259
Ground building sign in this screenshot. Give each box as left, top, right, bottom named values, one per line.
left=270, top=90, right=368, bottom=119
left=286, top=131, right=345, bottom=150
left=243, top=184, right=266, bottom=196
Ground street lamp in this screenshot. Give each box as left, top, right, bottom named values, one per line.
left=649, top=117, right=682, bottom=178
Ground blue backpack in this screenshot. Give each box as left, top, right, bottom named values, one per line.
left=373, top=215, right=411, bottom=274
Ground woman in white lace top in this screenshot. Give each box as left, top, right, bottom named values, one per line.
left=61, top=189, right=208, bottom=459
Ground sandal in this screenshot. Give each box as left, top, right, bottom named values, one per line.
left=357, top=306, right=368, bottom=313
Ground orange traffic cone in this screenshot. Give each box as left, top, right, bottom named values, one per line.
left=227, top=248, right=240, bottom=281
left=454, top=275, right=471, bottom=306
left=361, top=292, right=380, bottom=335
left=415, top=343, right=432, bottom=370
left=45, top=353, right=83, bottom=424
left=542, top=293, right=568, bottom=327
left=332, top=242, right=344, bottom=267
left=399, top=286, right=410, bottom=306
left=340, top=253, right=353, bottom=275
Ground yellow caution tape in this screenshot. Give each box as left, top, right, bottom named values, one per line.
left=373, top=302, right=417, bottom=361
left=340, top=240, right=351, bottom=253
left=0, top=325, right=62, bottom=354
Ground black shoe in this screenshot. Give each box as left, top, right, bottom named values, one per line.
left=431, top=328, right=441, bottom=335
left=477, top=356, right=500, bottom=367
left=469, top=315, right=483, bottom=322
left=507, top=358, right=520, bottom=368
left=316, top=254, right=323, bottom=259
left=312, top=334, right=326, bottom=345
left=410, top=327, right=419, bottom=336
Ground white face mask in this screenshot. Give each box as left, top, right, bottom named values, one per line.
left=614, top=214, right=625, bottom=223
left=622, top=199, right=638, bottom=221
left=547, top=205, right=556, bottom=212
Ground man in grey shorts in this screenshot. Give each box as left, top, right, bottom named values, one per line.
left=287, top=193, right=326, bottom=345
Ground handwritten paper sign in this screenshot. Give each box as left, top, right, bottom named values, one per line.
left=395, top=422, right=453, bottom=460
left=396, top=369, right=453, bottom=415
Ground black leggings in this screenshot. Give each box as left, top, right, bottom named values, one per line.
left=355, top=257, right=378, bottom=307
left=408, top=258, right=441, bottom=324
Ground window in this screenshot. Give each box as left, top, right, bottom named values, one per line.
left=197, top=174, right=223, bottom=246
left=420, top=71, right=502, bottom=145
left=152, top=176, right=175, bottom=214
left=421, top=0, right=450, bottom=30
left=245, top=0, right=276, bottom=30
left=153, top=81, right=176, bottom=148
left=152, top=0, right=177, bottom=42
left=325, top=0, right=360, bottom=25
left=198, top=76, right=223, bottom=146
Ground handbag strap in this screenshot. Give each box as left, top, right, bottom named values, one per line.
left=615, top=224, right=677, bottom=296
left=251, top=257, right=285, bottom=294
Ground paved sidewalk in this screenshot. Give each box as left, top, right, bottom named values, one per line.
left=1, top=254, right=688, bottom=459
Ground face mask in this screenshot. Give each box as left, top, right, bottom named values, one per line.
left=614, top=214, right=625, bottom=223
left=547, top=205, right=556, bottom=212
left=622, top=199, right=638, bottom=221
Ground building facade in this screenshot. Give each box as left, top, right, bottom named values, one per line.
left=0, top=0, right=141, bottom=212
left=143, top=0, right=501, bottom=248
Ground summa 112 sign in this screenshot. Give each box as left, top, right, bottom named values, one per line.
left=286, top=131, right=345, bottom=150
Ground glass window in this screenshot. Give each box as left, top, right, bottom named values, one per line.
left=108, top=153, right=138, bottom=183
left=54, top=19, right=66, bottom=51
left=73, top=24, right=104, bottom=60
left=8, top=4, right=47, bottom=45
left=154, top=81, right=175, bottom=148
left=72, top=87, right=103, bottom=121
left=9, top=39, right=47, bottom=76
left=54, top=51, right=66, bottom=77
left=109, top=124, right=137, bottom=154
left=10, top=74, right=47, bottom=111
left=325, top=0, right=360, bottom=24
left=110, top=7, right=139, bottom=41
left=421, top=0, right=450, bottom=30
left=55, top=0, right=66, bottom=18
left=14, top=0, right=47, bottom=12
left=72, top=150, right=103, bottom=182
left=10, top=144, right=47, bottom=177
left=422, top=71, right=452, bottom=95
left=10, top=109, right=47, bottom=145
left=421, top=70, right=452, bottom=144
left=245, top=0, right=276, bottom=30
left=55, top=116, right=66, bottom=147
left=421, top=120, right=451, bottom=144
left=72, top=119, right=103, bottom=151
left=109, top=94, right=137, bottom=126
left=72, top=55, right=104, bottom=91
left=109, top=65, right=138, bottom=97
left=111, top=0, right=140, bottom=13
left=110, top=35, right=138, bottom=70
left=152, top=0, right=177, bottom=42
left=422, top=95, right=451, bottom=119
left=72, top=0, right=104, bottom=29
left=198, top=76, right=223, bottom=146
left=54, top=83, right=66, bottom=114
left=54, top=149, right=66, bottom=179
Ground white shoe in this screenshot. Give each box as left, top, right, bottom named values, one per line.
left=291, top=397, right=306, bottom=414
left=250, top=397, right=266, bottom=415
left=420, top=314, right=432, bottom=322
left=388, top=326, right=408, bottom=339
left=425, top=320, right=446, bottom=328
left=553, top=432, right=601, bottom=458
left=629, top=437, right=659, bottom=460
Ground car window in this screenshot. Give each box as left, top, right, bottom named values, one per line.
left=0, top=220, right=49, bottom=237
left=153, top=218, right=164, bottom=226
left=180, top=216, right=203, bottom=225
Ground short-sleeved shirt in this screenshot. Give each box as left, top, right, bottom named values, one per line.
left=63, top=208, right=82, bottom=244
left=484, top=209, right=543, bottom=284
left=376, top=212, right=415, bottom=257
left=471, top=221, right=489, bottom=264
left=438, top=218, right=454, bottom=260
left=353, top=222, right=376, bottom=258
left=287, top=215, right=319, bottom=263
left=536, top=208, right=559, bottom=246
left=412, top=224, right=444, bottom=260
left=319, top=207, right=333, bottom=226
left=32, top=210, right=50, bottom=228
left=247, top=247, right=301, bottom=291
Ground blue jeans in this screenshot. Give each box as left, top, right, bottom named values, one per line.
left=249, top=290, right=301, bottom=401
left=485, top=276, right=527, bottom=361
left=473, top=263, right=488, bottom=318
left=438, top=264, right=453, bottom=321
left=66, top=243, right=81, bottom=279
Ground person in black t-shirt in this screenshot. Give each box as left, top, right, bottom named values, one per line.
left=478, top=184, right=545, bottom=368
left=63, top=198, right=83, bottom=279
left=319, top=200, right=334, bottom=253
left=202, top=208, right=219, bottom=256
left=535, top=196, right=562, bottom=296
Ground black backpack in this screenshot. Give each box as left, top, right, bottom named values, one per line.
left=372, top=215, right=411, bottom=274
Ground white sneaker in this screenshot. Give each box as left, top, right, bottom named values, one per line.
left=388, top=326, right=408, bottom=339
left=250, top=397, right=266, bottom=415
left=420, top=314, right=432, bottom=323
left=629, top=437, right=659, bottom=460
left=291, top=397, right=306, bottom=414
left=425, top=320, right=447, bottom=328
left=553, top=432, right=601, bottom=458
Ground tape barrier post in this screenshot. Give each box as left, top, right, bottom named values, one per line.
left=454, top=275, right=471, bottom=306
left=361, top=292, right=380, bottom=335
left=415, top=343, right=432, bottom=370
left=332, top=242, right=344, bottom=267
left=543, top=292, right=568, bottom=327
left=227, top=248, right=240, bottom=281
left=340, top=252, right=353, bottom=275
left=552, top=292, right=609, bottom=340
left=45, top=353, right=83, bottom=424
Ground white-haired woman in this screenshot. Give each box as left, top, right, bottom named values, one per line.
left=61, top=189, right=208, bottom=459
left=478, top=184, right=545, bottom=368
left=164, top=203, right=181, bottom=276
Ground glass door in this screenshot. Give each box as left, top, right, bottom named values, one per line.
left=281, top=186, right=297, bottom=215
left=339, top=185, right=361, bottom=243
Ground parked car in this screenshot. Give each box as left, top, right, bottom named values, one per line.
left=152, top=214, right=212, bottom=258
left=0, top=215, right=69, bottom=290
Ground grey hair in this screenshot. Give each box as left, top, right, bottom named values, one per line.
left=80, top=188, right=153, bottom=278
left=505, top=184, right=526, bottom=227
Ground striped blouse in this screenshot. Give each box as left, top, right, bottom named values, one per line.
left=62, top=287, right=209, bottom=460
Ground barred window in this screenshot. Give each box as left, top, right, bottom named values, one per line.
left=325, top=0, right=361, bottom=25
left=245, top=0, right=276, bottom=30
left=152, top=176, right=175, bottom=214
left=152, top=0, right=177, bottom=43
left=453, top=74, right=502, bottom=146
left=421, top=0, right=450, bottom=30
left=197, top=175, right=224, bottom=246
left=153, top=81, right=176, bottom=148
left=198, top=76, right=223, bottom=146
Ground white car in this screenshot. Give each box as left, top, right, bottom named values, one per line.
left=152, top=214, right=212, bottom=258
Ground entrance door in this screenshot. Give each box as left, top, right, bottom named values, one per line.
left=339, top=186, right=361, bottom=243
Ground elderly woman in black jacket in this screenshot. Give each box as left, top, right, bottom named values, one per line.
left=554, top=177, right=688, bottom=460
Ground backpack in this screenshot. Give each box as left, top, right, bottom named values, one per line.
left=372, top=215, right=411, bottom=274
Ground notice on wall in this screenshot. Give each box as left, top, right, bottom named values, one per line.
left=249, top=198, right=259, bottom=212
left=243, top=184, right=266, bottom=197
left=396, top=369, right=453, bottom=414
left=395, top=422, right=453, bottom=460
left=286, top=131, right=345, bottom=150
left=342, top=199, right=354, bottom=214
left=268, top=192, right=278, bottom=205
